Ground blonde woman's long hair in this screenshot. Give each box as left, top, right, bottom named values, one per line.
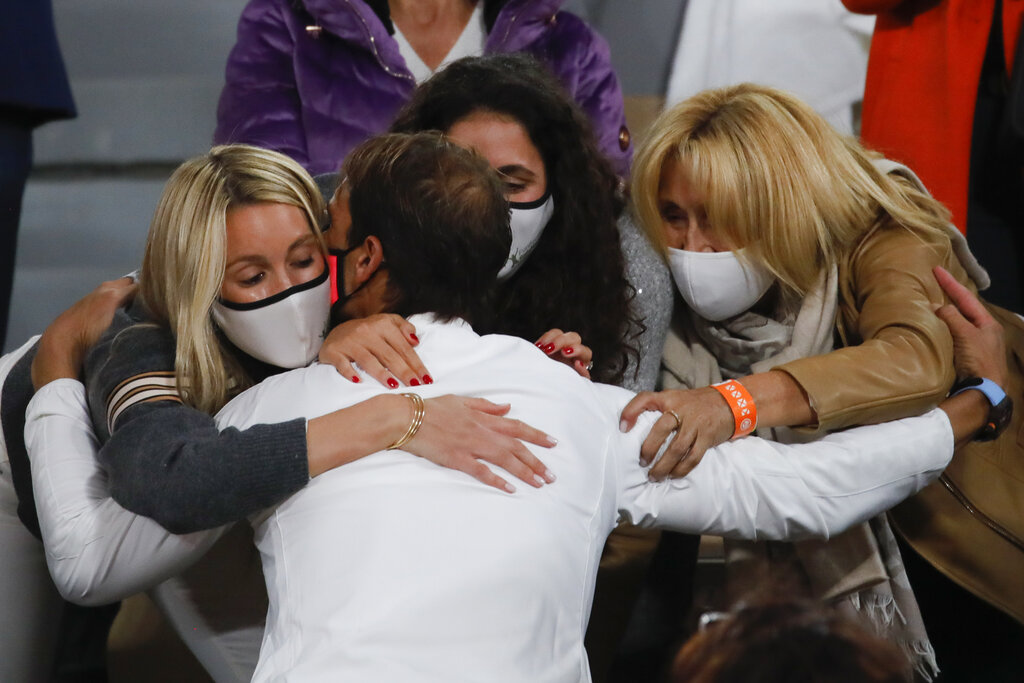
left=139, top=144, right=326, bottom=414
left=632, top=83, right=951, bottom=296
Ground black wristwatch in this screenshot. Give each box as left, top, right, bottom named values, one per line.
left=949, top=377, right=1014, bottom=442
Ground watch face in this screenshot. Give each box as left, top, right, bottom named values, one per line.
left=977, top=396, right=1014, bottom=442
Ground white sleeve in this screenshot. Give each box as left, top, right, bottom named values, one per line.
left=25, top=379, right=225, bottom=606
left=616, top=408, right=954, bottom=540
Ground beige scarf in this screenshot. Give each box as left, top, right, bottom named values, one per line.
left=661, top=263, right=939, bottom=680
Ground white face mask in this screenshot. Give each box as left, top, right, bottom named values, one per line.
left=667, top=247, right=775, bottom=321
left=498, top=192, right=555, bottom=280
left=212, top=269, right=331, bottom=368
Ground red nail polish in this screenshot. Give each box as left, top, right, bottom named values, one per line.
left=409, top=378, right=420, bottom=386
left=563, top=347, right=574, bottom=355
left=535, top=342, right=543, bottom=348
left=410, top=333, right=419, bottom=343
left=387, top=377, right=399, bottom=389
left=351, top=375, right=360, bottom=383
left=422, top=374, right=433, bottom=385
left=543, top=343, right=556, bottom=354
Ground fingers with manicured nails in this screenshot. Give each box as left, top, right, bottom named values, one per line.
left=480, top=411, right=557, bottom=449
left=461, top=459, right=515, bottom=493
left=480, top=439, right=547, bottom=488
left=324, top=355, right=358, bottom=384
left=397, top=316, right=420, bottom=345
left=476, top=415, right=555, bottom=482
left=548, top=331, right=581, bottom=355
left=403, top=395, right=556, bottom=492
left=534, top=328, right=563, bottom=351
left=566, top=341, right=593, bottom=365
left=378, top=318, right=430, bottom=384
left=573, top=359, right=592, bottom=380
left=321, top=342, right=392, bottom=386
left=319, top=315, right=430, bottom=387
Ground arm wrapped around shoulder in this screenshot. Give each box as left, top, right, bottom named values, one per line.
left=619, top=409, right=954, bottom=541
left=775, top=226, right=958, bottom=432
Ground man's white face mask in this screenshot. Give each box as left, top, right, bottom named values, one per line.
left=212, top=269, right=331, bottom=368
left=498, top=192, right=555, bottom=280
left=667, top=247, right=775, bottom=321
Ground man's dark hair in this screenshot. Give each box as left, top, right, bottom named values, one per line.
left=343, top=131, right=511, bottom=326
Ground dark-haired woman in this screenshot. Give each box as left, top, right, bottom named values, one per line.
left=323, top=53, right=671, bottom=392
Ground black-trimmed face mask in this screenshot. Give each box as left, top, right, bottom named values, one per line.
left=211, top=269, right=331, bottom=369
left=499, top=192, right=554, bottom=280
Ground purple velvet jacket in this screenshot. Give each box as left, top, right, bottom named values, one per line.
left=214, top=0, right=631, bottom=177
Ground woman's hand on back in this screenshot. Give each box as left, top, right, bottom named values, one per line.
left=319, top=314, right=431, bottom=388
left=32, top=276, right=137, bottom=390
left=406, top=395, right=558, bottom=493
left=534, top=328, right=594, bottom=379
left=619, top=387, right=735, bottom=480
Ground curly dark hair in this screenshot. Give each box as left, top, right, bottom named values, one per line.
left=390, top=54, right=638, bottom=384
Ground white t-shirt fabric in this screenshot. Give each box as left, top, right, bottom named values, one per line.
left=393, top=2, right=486, bottom=84
left=666, top=0, right=875, bottom=136
left=214, top=314, right=953, bottom=683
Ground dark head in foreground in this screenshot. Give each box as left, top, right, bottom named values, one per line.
left=672, top=597, right=909, bottom=683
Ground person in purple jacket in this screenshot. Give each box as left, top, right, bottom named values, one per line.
left=214, top=0, right=633, bottom=179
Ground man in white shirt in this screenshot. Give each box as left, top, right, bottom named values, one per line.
left=212, top=132, right=994, bottom=682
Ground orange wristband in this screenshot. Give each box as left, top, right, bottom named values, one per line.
left=712, top=380, right=757, bottom=439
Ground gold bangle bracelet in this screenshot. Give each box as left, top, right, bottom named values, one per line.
left=387, top=392, right=425, bottom=451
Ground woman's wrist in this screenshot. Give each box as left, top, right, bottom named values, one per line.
left=32, top=332, right=86, bottom=391
left=739, top=370, right=817, bottom=430
left=305, top=393, right=416, bottom=477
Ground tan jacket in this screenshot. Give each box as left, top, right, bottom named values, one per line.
left=778, top=221, right=959, bottom=432
left=778, top=221, right=1024, bottom=623
left=890, top=302, right=1024, bottom=625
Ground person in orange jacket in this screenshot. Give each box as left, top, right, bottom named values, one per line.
left=846, top=0, right=1024, bottom=313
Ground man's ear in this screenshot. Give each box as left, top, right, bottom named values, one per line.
left=349, top=235, right=385, bottom=288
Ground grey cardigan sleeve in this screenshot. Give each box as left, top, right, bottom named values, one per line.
left=84, top=311, right=309, bottom=534
left=618, top=212, right=673, bottom=392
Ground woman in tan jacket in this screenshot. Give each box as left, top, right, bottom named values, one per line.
left=622, top=83, right=1024, bottom=679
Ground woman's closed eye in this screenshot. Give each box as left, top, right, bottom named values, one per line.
left=503, top=179, right=527, bottom=195
left=660, top=205, right=687, bottom=225
left=239, top=270, right=266, bottom=287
